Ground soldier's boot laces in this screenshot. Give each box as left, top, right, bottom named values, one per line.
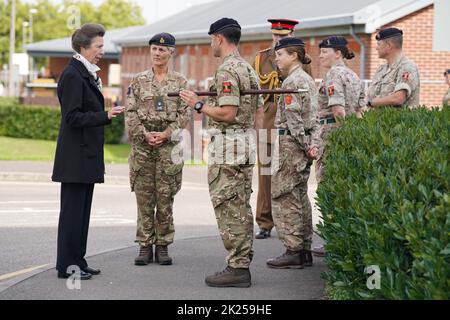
left=266, top=250, right=304, bottom=269
left=155, top=245, right=172, bottom=265
left=134, top=245, right=153, bottom=265
left=205, top=266, right=251, bottom=288
left=303, top=249, right=313, bottom=267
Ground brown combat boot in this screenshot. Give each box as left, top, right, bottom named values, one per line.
left=266, top=250, right=304, bottom=269
left=312, top=245, right=326, bottom=257
left=134, top=245, right=153, bottom=265
left=155, top=245, right=172, bottom=265
left=303, top=250, right=313, bottom=267
left=205, top=266, right=251, bottom=288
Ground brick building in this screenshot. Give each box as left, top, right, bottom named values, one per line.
left=116, top=0, right=450, bottom=107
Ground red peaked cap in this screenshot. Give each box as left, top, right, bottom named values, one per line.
left=267, top=19, right=299, bottom=35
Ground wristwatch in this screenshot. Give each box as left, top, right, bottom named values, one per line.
left=194, top=101, right=204, bottom=113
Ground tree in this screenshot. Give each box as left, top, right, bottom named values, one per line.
left=0, top=0, right=146, bottom=66
left=97, top=0, right=146, bottom=29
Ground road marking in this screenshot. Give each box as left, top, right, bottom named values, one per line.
left=0, top=200, right=59, bottom=204
left=0, top=264, right=50, bottom=281
left=0, top=209, right=59, bottom=214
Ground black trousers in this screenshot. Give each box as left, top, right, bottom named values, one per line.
left=56, top=183, right=95, bottom=273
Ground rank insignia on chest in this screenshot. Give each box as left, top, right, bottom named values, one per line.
left=222, top=81, right=232, bottom=94
left=402, top=72, right=409, bottom=81
left=285, top=95, right=293, bottom=105
left=328, top=86, right=335, bottom=96
left=154, top=96, right=164, bottom=111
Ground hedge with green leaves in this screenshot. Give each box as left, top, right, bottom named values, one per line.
left=0, top=98, right=124, bottom=144
left=317, top=107, right=449, bottom=300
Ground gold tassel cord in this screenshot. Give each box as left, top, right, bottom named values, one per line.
left=255, top=53, right=280, bottom=104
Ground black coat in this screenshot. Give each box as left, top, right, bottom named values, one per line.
left=52, top=58, right=112, bottom=184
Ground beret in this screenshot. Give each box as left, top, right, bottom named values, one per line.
left=208, top=18, right=241, bottom=35
left=275, top=37, right=305, bottom=51
left=319, top=36, right=348, bottom=48
left=376, top=28, right=403, bottom=41
left=149, top=32, right=176, bottom=47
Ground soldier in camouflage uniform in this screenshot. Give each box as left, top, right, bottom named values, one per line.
left=313, top=36, right=366, bottom=258
left=443, top=69, right=450, bottom=106
left=367, top=28, right=420, bottom=108
left=316, top=36, right=365, bottom=182
left=252, top=18, right=313, bottom=240
left=180, top=18, right=263, bottom=287
left=126, top=33, right=190, bottom=266
left=266, top=37, right=321, bottom=269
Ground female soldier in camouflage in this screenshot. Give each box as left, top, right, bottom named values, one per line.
left=266, top=37, right=321, bottom=269
left=312, top=36, right=365, bottom=257
left=126, top=33, right=190, bottom=266
left=316, top=36, right=365, bottom=182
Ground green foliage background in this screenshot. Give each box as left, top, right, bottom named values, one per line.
left=317, top=107, right=449, bottom=300
left=0, top=98, right=124, bottom=144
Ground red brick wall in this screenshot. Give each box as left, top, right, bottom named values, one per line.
left=367, top=5, right=450, bottom=106
left=49, top=57, right=117, bottom=85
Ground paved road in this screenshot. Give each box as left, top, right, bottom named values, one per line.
left=0, top=162, right=325, bottom=299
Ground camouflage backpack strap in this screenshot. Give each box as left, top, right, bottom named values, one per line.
left=255, top=52, right=280, bottom=104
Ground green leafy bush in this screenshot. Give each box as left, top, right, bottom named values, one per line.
left=0, top=98, right=124, bottom=144
left=317, top=107, right=449, bottom=300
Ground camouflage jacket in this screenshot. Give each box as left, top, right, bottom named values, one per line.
left=443, top=88, right=450, bottom=106
left=207, top=51, right=263, bottom=133
left=318, top=61, right=365, bottom=118
left=368, top=54, right=420, bottom=107
left=275, top=65, right=321, bottom=149
left=126, top=69, right=190, bottom=152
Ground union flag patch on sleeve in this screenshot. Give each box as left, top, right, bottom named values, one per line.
left=402, top=72, right=409, bottom=81
left=222, top=81, right=232, bottom=93
left=285, top=95, right=293, bottom=105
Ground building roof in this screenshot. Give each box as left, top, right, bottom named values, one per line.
left=115, top=0, right=434, bottom=47
left=25, top=25, right=143, bottom=59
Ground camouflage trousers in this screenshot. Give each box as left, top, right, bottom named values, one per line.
left=208, top=163, right=254, bottom=269
left=129, top=143, right=183, bottom=247
left=316, top=123, right=339, bottom=183
left=271, top=136, right=313, bottom=251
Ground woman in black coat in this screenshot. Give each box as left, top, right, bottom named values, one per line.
left=52, top=23, right=124, bottom=280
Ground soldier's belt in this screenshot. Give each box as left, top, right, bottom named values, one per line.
left=145, top=125, right=167, bottom=132
left=278, top=128, right=313, bottom=136
left=277, top=129, right=292, bottom=136
left=320, top=117, right=336, bottom=125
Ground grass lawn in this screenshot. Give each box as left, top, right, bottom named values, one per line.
left=0, top=136, right=131, bottom=164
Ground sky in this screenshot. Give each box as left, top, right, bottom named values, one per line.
left=21, top=0, right=217, bottom=24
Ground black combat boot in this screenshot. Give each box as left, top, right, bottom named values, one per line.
left=134, top=245, right=153, bottom=265
left=303, top=249, right=313, bottom=267
left=155, top=245, right=172, bottom=265
left=205, top=266, right=251, bottom=288
left=266, top=250, right=304, bottom=269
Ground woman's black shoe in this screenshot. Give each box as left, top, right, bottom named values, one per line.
left=57, top=270, right=92, bottom=280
